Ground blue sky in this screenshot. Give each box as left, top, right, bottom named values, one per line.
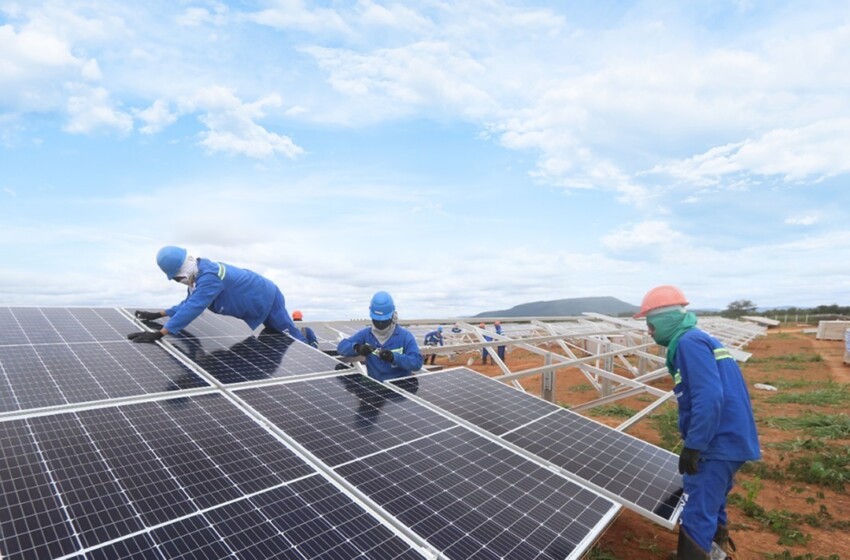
left=1, top=0, right=848, bottom=320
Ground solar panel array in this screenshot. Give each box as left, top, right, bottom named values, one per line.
left=391, top=368, right=685, bottom=527
left=1, top=306, right=694, bottom=559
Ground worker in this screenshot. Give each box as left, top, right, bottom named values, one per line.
left=635, top=285, right=760, bottom=560
left=128, top=246, right=307, bottom=344
left=423, top=326, right=444, bottom=365
left=494, top=321, right=506, bottom=363
left=292, top=310, right=319, bottom=348
left=336, top=291, right=423, bottom=382
left=479, top=322, right=493, bottom=365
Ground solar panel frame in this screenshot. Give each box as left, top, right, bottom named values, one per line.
left=390, top=367, right=685, bottom=528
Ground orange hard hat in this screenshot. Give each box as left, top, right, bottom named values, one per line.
left=634, top=285, right=689, bottom=318
left=292, top=310, right=303, bottom=320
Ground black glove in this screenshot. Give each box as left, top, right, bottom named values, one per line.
left=379, top=349, right=394, bottom=363
left=354, top=343, right=375, bottom=356
left=127, top=330, right=164, bottom=344
left=135, top=310, right=162, bottom=321
left=678, top=447, right=701, bottom=475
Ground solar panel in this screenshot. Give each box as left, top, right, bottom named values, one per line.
left=337, top=428, right=617, bottom=560
left=0, top=307, right=139, bottom=345
left=391, top=368, right=684, bottom=527
left=132, top=309, right=257, bottom=339
left=236, top=373, right=620, bottom=560
left=0, top=393, right=425, bottom=560
left=0, top=341, right=208, bottom=413
left=237, top=374, right=457, bottom=466
left=166, top=331, right=347, bottom=384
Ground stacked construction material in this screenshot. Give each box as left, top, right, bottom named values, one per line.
left=815, top=320, right=850, bottom=340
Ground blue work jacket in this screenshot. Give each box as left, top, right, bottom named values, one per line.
left=165, top=258, right=277, bottom=335
left=672, top=329, right=761, bottom=461
left=337, top=326, right=423, bottom=382
left=424, top=330, right=443, bottom=346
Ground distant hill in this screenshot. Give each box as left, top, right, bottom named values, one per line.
left=474, top=296, right=639, bottom=318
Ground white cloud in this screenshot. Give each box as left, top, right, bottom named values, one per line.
left=183, top=86, right=304, bottom=159
left=246, top=0, right=350, bottom=35
left=64, top=85, right=133, bottom=134
left=601, top=221, right=687, bottom=252
left=785, top=214, right=819, bottom=226
left=136, top=99, right=177, bottom=134
left=653, top=119, right=850, bottom=185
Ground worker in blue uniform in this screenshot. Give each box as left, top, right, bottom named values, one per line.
left=337, top=291, right=423, bottom=382
left=423, top=326, right=444, bottom=365
left=292, top=310, right=319, bottom=348
left=479, top=322, right=493, bottom=365
left=128, top=246, right=307, bottom=344
left=635, top=285, right=760, bottom=560
left=494, top=321, right=506, bottom=362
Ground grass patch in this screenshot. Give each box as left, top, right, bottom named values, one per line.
left=587, top=404, right=636, bottom=419
left=786, top=446, right=850, bottom=491
left=765, top=552, right=840, bottom=560
left=762, top=378, right=822, bottom=390
left=766, top=383, right=850, bottom=406
left=585, top=547, right=623, bottom=560
left=766, top=413, right=850, bottom=439
left=649, top=405, right=681, bottom=452
left=749, top=353, right=824, bottom=363
left=573, top=383, right=595, bottom=392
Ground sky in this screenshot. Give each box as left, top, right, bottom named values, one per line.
left=1, top=0, right=849, bottom=320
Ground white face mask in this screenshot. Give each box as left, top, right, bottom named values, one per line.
left=174, top=255, right=198, bottom=287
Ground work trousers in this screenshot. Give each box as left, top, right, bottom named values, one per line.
left=682, top=459, right=744, bottom=552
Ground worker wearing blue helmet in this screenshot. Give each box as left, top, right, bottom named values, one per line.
left=337, top=291, right=423, bottom=382
left=127, top=246, right=307, bottom=344
left=423, top=326, right=444, bottom=365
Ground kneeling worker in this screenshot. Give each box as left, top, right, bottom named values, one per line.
left=128, top=246, right=307, bottom=344
left=337, top=291, right=423, bottom=381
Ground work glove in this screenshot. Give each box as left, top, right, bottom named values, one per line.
left=135, top=310, right=162, bottom=321
left=678, top=447, right=701, bottom=475
left=379, top=349, right=394, bottom=363
left=354, top=343, right=375, bottom=356
left=127, top=330, right=164, bottom=344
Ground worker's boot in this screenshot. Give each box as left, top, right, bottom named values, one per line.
left=667, top=528, right=710, bottom=560
left=713, top=524, right=736, bottom=556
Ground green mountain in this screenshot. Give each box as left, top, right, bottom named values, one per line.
left=474, top=296, right=639, bottom=318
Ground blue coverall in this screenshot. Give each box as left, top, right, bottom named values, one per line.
left=495, top=324, right=506, bottom=361
left=337, top=326, right=423, bottom=382
left=672, top=329, right=760, bottom=552
left=423, top=330, right=444, bottom=365
left=164, top=258, right=306, bottom=342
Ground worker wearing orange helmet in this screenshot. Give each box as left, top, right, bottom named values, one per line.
left=635, top=285, right=760, bottom=559
left=292, top=310, right=319, bottom=348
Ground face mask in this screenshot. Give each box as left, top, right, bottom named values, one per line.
left=372, top=319, right=392, bottom=330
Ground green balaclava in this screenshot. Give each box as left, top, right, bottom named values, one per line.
left=646, top=308, right=698, bottom=375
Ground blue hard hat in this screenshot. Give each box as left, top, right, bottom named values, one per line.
left=437, top=326, right=443, bottom=332
left=369, top=291, right=396, bottom=321
left=156, top=246, right=187, bottom=280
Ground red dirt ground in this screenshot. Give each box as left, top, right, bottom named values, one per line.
left=436, top=327, right=850, bottom=559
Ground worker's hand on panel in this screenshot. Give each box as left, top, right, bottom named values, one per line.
left=378, top=349, right=394, bottom=363
left=127, top=330, right=164, bottom=344
left=678, top=447, right=701, bottom=475
left=134, top=310, right=162, bottom=321
left=354, top=343, right=376, bottom=356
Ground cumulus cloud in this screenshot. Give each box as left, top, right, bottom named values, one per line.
left=64, top=85, right=133, bottom=134
left=182, top=86, right=304, bottom=159
left=136, top=99, right=177, bottom=134
left=246, top=0, right=350, bottom=35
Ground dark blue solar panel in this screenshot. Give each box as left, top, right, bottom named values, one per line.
left=236, top=374, right=456, bottom=466
left=168, top=331, right=345, bottom=383
left=394, top=368, right=684, bottom=525
left=337, top=428, right=617, bottom=560
left=0, top=307, right=134, bottom=345
left=0, top=341, right=208, bottom=413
